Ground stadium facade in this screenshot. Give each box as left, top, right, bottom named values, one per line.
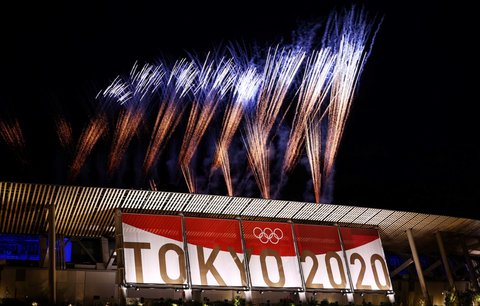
left=1, top=181, right=480, bottom=306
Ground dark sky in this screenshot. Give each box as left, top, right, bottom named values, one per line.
left=0, top=1, right=477, bottom=219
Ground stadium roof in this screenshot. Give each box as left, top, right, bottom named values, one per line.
left=1, top=181, right=479, bottom=254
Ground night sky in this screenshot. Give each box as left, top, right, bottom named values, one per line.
left=0, top=1, right=477, bottom=219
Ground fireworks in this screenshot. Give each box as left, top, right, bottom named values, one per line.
left=2, top=7, right=379, bottom=203
left=70, top=114, right=108, bottom=180
left=179, top=57, right=235, bottom=193
left=0, top=119, right=26, bottom=163
left=244, top=48, right=305, bottom=198
left=323, top=8, right=378, bottom=180
left=283, top=48, right=336, bottom=174
left=105, top=63, right=164, bottom=174
left=55, top=117, right=73, bottom=151
left=305, top=117, right=323, bottom=203
left=143, top=59, right=198, bottom=175
left=214, top=67, right=261, bottom=196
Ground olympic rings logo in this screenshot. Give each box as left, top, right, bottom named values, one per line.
left=253, top=227, right=283, bottom=244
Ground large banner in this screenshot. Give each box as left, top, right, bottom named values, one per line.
left=184, top=217, right=246, bottom=287
left=122, top=214, right=186, bottom=285
left=339, top=228, right=392, bottom=291
left=294, top=224, right=350, bottom=290
left=120, top=213, right=392, bottom=292
left=242, top=221, right=302, bottom=288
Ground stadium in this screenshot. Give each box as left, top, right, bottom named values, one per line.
left=1, top=182, right=480, bottom=305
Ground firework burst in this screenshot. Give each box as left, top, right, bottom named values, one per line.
left=305, top=116, right=323, bottom=203
left=3, top=7, right=380, bottom=204
left=179, top=57, right=235, bottom=193
left=0, top=119, right=27, bottom=163
left=244, top=48, right=305, bottom=198
left=70, top=114, right=108, bottom=180
left=143, top=59, right=198, bottom=175
left=106, top=62, right=164, bottom=174
left=213, top=67, right=261, bottom=196
left=283, top=48, right=336, bottom=173
left=55, top=117, right=73, bottom=151
left=323, top=8, right=377, bottom=179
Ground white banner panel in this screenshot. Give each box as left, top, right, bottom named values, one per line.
left=340, top=228, right=392, bottom=291
left=122, top=213, right=186, bottom=285
left=294, top=224, right=350, bottom=290
left=185, top=217, right=246, bottom=287
left=242, top=221, right=302, bottom=288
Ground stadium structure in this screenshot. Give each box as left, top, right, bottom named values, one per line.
left=1, top=181, right=480, bottom=306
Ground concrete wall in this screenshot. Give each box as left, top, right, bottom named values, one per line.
left=0, top=267, right=474, bottom=305
left=391, top=279, right=472, bottom=306
left=0, top=267, right=116, bottom=305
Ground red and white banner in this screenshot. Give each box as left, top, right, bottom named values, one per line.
left=340, top=228, right=392, bottom=291
left=242, top=221, right=302, bottom=288
left=120, top=213, right=392, bottom=292
left=184, top=217, right=246, bottom=287
left=122, top=214, right=186, bottom=285
left=294, top=224, right=350, bottom=290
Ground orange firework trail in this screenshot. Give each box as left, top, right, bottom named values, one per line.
left=305, top=117, right=323, bottom=203
left=245, top=123, right=270, bottom=198
left=55, top=117, right=73, bottom=151
left=106, top=63, right=164, bottom=174
left=323, top=9, right=377, bottom=179
left=143, top=59, right=198, bottom=174
left=245, top=48, right=305, bottom=198
left=69, top=114, right=108, bottom=180
left=179, top=57, right=235, bottom=193
left=214, top=67, right=261, bottom=196
left=0, top=119, right=26, bottom=162
left=283, top=48, right=336, bottom=173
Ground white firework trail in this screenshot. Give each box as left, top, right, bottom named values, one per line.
left=323, top=8, right=377, bottom=179
left=106, top=62, right=164, bottom=174
left=283, top=48, right=336, bottom=173
left=214, top=67, right=261, bottom=196
left=143, top=59, right=198, bottom=174
left=245, top=48, right=305, bottom=198
left=179, top=57, right=236, bottom=193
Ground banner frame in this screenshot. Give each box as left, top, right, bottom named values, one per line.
left=118, top=211, right=393, bottom=295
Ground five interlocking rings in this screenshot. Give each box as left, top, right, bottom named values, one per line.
left=253, top=227, right=283, bottom=244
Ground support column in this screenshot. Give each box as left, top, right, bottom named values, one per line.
left=101, top=237, right=110, bottom=269
left=406, top=229, right=431, bottom=306
left=48, top=204, right=57, bottom=306
left=390, top=258, right=414, bottom=277
left=238, top=218, right=253, bottom=304
left=460, top=236, right=480, bottom=291
left=114, top=209, right=127, bottom=306
left=435, top=232, right=455, bottom=291
left=58, top=235, right=65, bottom=270
left=180, top=214, right=193, bottom=302
left=337, top=226, right=354, bottom=303
left=290, top=222, right=306, bottom=303
left=39, top=235, right=48, bottom=268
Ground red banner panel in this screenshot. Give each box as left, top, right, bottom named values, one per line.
left=340, top=228, right=392, bottom=291
left=184, top=217, right=245, bottom=287
left=122, top=213, right=186, bottom=285
left=242, top=221, right=302, bottom=288
left=294, top=224, right=350, bottom=289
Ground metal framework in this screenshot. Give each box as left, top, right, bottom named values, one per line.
left=1, top=181, right=480, bottom=254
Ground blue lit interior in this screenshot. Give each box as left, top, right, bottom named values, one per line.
left=0, top=234, right=71, bottom=262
